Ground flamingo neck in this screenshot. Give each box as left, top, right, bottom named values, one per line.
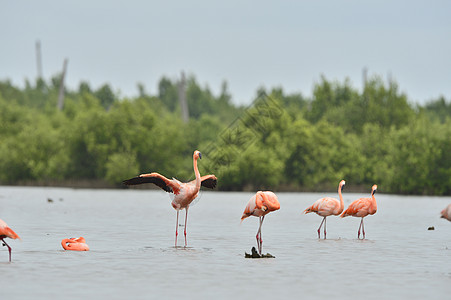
left=61, top=239, right=71, bottom=250
left=338, top=184, right=344, bottom=211
left=193, top=157, right=201, bottom=189
left=371, top=193, right=377, bottom=211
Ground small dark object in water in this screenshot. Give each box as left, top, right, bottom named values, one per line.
left=47, top=198, right=54, bottom=203
left=245, top=247, right=275, bottom=258
left=428, top=226, right=435, bottom=230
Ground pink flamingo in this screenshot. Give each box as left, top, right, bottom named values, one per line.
left=0, top=218, right=20, bottom=262
left=61, top=237, right=90, bottom=251
left=304, top=180, right=346, bottom=239
left=440, top=204, right=451, bottom=221
left=340, top=184, right=378, bottom=239
left=241, top=191, right=280, bottom=256
left=123, top=150, right=217, bottom=247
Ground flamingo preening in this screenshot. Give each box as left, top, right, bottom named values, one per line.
left=340, top=184, right=378, bottom=239
left=0, top=218, right=20, bottom=262
left=304, top=180, right=346, bottom=239
left=123, top=150, right=217, bottom=247
left=241, top=191, right=280, bottom=256
left=61, top=237, right=90, bottom=251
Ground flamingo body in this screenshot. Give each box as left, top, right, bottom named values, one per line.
left=305, top=197, right=343, bottom=217
left=123, top=150, right=217, bottom=247
left=241, top=191, right=280, bottom=256
left=304, top=180, right=345, bottom=239
left=61, top=237, right=90, bottom=251
left=440, top=204, right=451, bottom=222
left=341, top=184, right=378, bottom=239
left=0, top=218, right=20, bottom=262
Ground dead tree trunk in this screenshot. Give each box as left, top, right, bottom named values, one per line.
left=57, top=59, right=68, bottom=111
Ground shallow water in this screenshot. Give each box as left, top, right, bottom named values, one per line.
left=1, top=186, right=450, bottom=299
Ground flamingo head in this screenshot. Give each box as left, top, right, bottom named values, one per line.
left=372, top=184, right=378, bottom=195
left=340, top=180, right=346, bottom=190
left=193, top=150, right=202, bottom=160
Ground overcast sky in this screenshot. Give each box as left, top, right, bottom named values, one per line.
left=1, top=0, right=450, bottom=105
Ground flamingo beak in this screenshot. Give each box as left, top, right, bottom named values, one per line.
left=199, top=152, right=202, bottom=159
left=372, top=189, right=377, bottom=195
left=261, top=206, right=267, bottom=212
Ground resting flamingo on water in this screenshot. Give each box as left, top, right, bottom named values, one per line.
left=304, top=180, right=346, bottom=239
left=61, top=237, right=90, bottom=251
left=440, top=204, right=451, bottom=222
left=123, top=150, right=217, bottom=247
left=0, top=218, right=20, bottom=262
left=241, top=191, right=280, bottom=256
left=340, top=184, right=378, bottom=239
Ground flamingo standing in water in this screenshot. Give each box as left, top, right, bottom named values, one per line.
left=241, top=191, right=280, bottom=256
left=440, top=204, right=451, bottom=221
left=0, top=218, right=20, bottom=262
left=340, top=184, right=378, bottom=239
left=304, top=180, right=346, bottom=239
left=123, top=150, right=217, bottom=247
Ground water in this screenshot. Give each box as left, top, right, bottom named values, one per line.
left=1, top=186, right=450, bottom=299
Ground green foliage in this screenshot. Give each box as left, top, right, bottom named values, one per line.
left=421, top=96, right=451, bottom=123
left=95, top=84, right=116, bottom=109
left=0, top=74, right=450, bottom=194
left=105, top=152, right=139, bottom=185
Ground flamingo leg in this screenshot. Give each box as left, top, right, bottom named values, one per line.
left=324, top=217, right=327, bottom=239
left=2, top=239, right=12, bottom=262
left=258, top=216, right=265, bottom=255
left=361, top=218, right=365, bottom=239
left=175, top=210, right=179, bottom=247
left=255, top=218, right=261, bottom=255
left=357, top=218, right=364, bottom=239
left=317, top=217, right=326, bottom=239
left=184, top=206, right=189, bottom=247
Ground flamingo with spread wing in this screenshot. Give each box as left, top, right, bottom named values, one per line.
left=123, top=150, right=217, bottom=247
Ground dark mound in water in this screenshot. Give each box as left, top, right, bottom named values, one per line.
left=428, top=226, right=435, bottom=230
left=245, top=247, right=275, bottom=258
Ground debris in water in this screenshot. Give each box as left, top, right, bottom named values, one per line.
left=245, top=247, right=275, bottom=258
left=428, top=226, right=435, bottom=230
left=47, top=198, right=54, bottom=203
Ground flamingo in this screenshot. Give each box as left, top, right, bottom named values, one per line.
left=304, top=180, right=346, bottom=239
left=340, top=184, right=378, bottom=239
left=0, top=218, right=20, bottom=262
left=241, top=191, right=280, bottom=256
left=61, top=237, right=90, bottom=251
left=123, top=150, right=217, bottom=247
left=440, top=203, right=451, bottom=221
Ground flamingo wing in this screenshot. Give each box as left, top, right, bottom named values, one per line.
left=341, top=198, right=370, bottom=217
left=201, top=175, right=217, bottom=189
left=187, top=175, right=218, bottom=189
left=122, top=172, right=179, bottom=194
left=241, top=194, right=258, bottom=221
left=304, top=197, right=338, bottom=215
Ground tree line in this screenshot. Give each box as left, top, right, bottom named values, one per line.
left=0, top=74, right=450, bottom=195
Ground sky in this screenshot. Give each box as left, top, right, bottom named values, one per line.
left=1, top=0, right=450, bottom=105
